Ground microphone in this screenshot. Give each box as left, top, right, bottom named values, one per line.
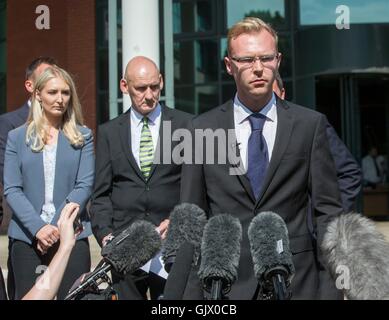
left=321, top=213, right=389, bottom=300
left=65, top=220, right=161, bottom=300
left=162, top=203, right=207, bottom=272
left=198, top=214, right=242, bottom=300
left=248, top=211, right=295, bottom=300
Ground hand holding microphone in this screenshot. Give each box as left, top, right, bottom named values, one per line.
left=65, top=220, right=161, bottom=300
left=156, top=219, right=170, bottom=240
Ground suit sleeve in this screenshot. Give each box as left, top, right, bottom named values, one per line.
left=0, top=116, right=14, bottom=227
left=90, top=126, right=115, bottom=245
left=0, top=116, right=14, bottom=185
left=180, top=118, right=209, bottom=214
left=325, top=122, right=362, bottom=212
left=310, top=115, right=344, bottom=299
left=63, top=129, right=95, bottom=212
left=3, top=130, right=46, bottom=237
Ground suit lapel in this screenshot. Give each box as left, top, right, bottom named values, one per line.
left=119, top=112, right=145, bottom=181
left=51, top=132, right=75, bottom=223
left=221, top=101, right=256, bottom=203
left=53, top=132, right=67, bottom=207
left=255, top=97, right=294, bottom=206
left=27, top=137, right=45, bottom=210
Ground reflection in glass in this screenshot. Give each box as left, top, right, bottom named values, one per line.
left=196, top=85, right=219, bottom=114
left=300, top=0, right=389, bottom=26
left=278, top=35, right=292, bottom=78
left=175, top=86, right=194, bottom=114
left=175, top=85, right=218, bottom=115
left=173, top=0, right=214, bottom=34
left=283, top=80, right=293, bottom=101
left=226, top=0, right=285, bottom=28
left=98, top=49, right=108, bottom=91
left=220, top=38, right=230, bottom=82
left=174, top=40, right=218, bottom=85
left=97, top=92, right=110, bottom=125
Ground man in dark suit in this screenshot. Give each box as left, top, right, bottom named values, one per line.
left=90, top=56, right=192, bottom=299
left=180, top=17, right=344, bottom=300
left=0, top=56, right=56, bottom=300
left=273, top=72, right=362, bottom=213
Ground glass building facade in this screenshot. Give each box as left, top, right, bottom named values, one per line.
left=94, top=1, right=389, bottom=165
left=300, top=0, right=389, bottom=25
left=170, top=0, right=293, bottom=115
left=1, top=0, right=387, bottom=213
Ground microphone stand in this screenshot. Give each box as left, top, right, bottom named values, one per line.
left=210, top=279, right=223, bottom=300
left=271, top=273, right=287, bottom=300
left=65, top=261, right=112, bottom=300
left=264, top=267, right=291, bottom=300
left=204, top=278, right=230, bottom=300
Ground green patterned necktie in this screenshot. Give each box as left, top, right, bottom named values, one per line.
left=139, top=117, right=154, bottom=179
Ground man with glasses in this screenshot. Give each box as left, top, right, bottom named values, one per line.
left=181, top=17, right=344, bottom=299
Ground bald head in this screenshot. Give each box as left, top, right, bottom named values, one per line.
left=124, top=56, right=160, bottom=82
left=120, top=56, right=164, bottom=115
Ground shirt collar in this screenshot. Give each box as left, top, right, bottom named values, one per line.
left=130, top=103, right=161, bottom=127
left=234, top=93, right=277, bottom=124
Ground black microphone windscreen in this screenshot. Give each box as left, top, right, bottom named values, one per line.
left=321, top=213, right=389, bottom=300
left=198, top=214, right=242, bottom=290
left=162, top=203, right=207, bottom=266
left=101, top=220, right=161, bottom=274
left=248, top=211, right=295, bottom=285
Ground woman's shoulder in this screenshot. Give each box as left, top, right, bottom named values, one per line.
left=8, top=124, right=28, bottom=140
left=77, top=125, right=93, bottom=138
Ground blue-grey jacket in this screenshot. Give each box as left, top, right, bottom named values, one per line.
left=3, top=125, right=94, bottom=244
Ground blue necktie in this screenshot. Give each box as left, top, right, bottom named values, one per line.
left=247, top=113, right=269, bottom=200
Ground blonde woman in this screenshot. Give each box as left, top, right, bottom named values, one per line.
left=4, top=66, right=94, bottom=300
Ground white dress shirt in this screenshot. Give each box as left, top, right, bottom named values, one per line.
left=233, top=93, right=278, bottom=171
left=40, top=143, right=57, bottom=223
left=362, top=154, right=385, bottom=184
left=130, top=104, right=162, bottom=169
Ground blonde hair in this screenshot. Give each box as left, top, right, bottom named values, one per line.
left=26, top=66, right=85, bottom=152
left=227, top=17, right=278, bottom=55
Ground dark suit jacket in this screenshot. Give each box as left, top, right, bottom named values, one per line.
left=306, top=122, right=361, bottom=241
left=180, top=97, right=344, bottom=300
left=0, top=102, right=29, bottom=225
left=90, top=106, right=193, bottom=245
left=325, top=123, right=361, bottom=212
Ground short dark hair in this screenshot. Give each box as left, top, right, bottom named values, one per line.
left=25, top=56, right=57, bottom=80
left=274, top=71, right=284, bottom=91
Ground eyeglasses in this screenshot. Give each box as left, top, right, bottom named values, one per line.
left=230, top=53, right=279, bottom=67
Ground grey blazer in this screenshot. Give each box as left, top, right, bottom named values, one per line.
left=3, top=125, right=94, bottom=244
